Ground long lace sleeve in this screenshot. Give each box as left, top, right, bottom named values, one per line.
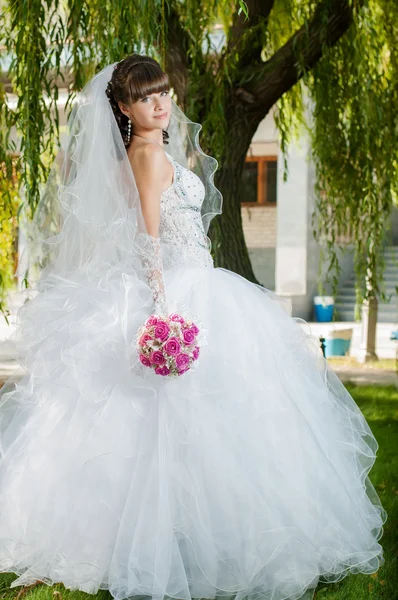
left=139, top=233, right=168, bottom=315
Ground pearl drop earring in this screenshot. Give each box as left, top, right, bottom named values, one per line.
left=127, top=118, right=132, bottom=143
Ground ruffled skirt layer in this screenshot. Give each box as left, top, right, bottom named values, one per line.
left=0, top=265, right=386, bottom=600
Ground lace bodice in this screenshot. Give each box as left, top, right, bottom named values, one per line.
left=159, top=153, right=214, bottom=270
left=134, top=150, right=214, bottom=314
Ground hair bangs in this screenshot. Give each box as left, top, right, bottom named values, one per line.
left=127, top=64, right=169, bottom=103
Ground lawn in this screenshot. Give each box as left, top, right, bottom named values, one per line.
left=314, top=384, right=398, bottom=600
left=0, top=385, right=396, bottom=600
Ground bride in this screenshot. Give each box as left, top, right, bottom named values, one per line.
left=0, top=54, right=386, bottom=600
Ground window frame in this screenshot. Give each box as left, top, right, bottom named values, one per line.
left=241, top=155, right=278, bottom=207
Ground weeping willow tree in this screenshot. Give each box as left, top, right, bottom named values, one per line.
left=0, top=0, right=397, bottom=318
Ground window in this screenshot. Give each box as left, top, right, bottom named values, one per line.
left=241, top=156, right=277, bottom=205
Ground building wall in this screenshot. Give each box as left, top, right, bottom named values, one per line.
left=241, top=205, right=276, bottom=289
left=241, top=110, right=278, bottom=290
left=241, top=205, right=277, bottom=249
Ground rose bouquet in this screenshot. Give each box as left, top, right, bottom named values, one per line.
left=136, top=313, right=202, bottom=377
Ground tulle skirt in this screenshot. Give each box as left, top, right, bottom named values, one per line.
left=0, top=265, right=386, bottom=600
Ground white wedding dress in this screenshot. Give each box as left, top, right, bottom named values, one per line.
left=0, top=151, right=386, bottom=600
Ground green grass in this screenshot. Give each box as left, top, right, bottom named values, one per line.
left=314, top=384, right=398, bottom=600
left=0, top=385, right=396, bottom=600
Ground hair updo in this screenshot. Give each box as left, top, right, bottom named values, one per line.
left=105, top=54, right=170, bottom=149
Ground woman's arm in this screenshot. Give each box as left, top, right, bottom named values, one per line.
left=134, top=145, right=165, bottom=235
left=132, top=145, right=170, bottom=314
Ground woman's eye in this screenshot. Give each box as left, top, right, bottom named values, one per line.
left=140, top=91, right=168, bottom=102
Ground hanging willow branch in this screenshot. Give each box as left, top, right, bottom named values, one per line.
left=0, top=0, right=64, bottom=313
left=6, top=0, right=64, bottom=213
left=306, top=0, right=398, bottom=305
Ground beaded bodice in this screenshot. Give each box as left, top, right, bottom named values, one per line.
left=159, top=153, right=214, bottom=270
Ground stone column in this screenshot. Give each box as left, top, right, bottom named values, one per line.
left=275, top=135, right=311, bottom=314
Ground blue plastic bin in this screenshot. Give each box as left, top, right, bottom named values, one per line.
left=313, top=296, right=334, bottom=322
left=324, top=338, right=351, bottom=357
left=323, top=328, right=353, bottom=357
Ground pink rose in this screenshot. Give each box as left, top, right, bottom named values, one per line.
left=164, top=337, right=181, bottom=356
left=139, top=333, right=153, bottom=347
left=191, top=324, right=200, bottom=335
left=192, top=346, right=200, bottom=360
left=150, top=351, right=166, bottom=366
left=146, top=316, right=158, bottom=326
left=177, top=367, right=189, bottom=376
left=182, top=328, right=196, bottom=345
left=169, top=313, right=185, bottom=323
left=140, top=354, right=151, bottom=368
left=154, top=321, right=170, bottom=342
left=176, top=353, right=190, bottom=371
left=155, top=365, right=171, bottom=376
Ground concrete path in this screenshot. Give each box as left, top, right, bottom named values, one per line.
left=331, top=366, right=398, bottom=387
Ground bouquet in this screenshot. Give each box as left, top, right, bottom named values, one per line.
left=136, top=313, right=202, bottom=377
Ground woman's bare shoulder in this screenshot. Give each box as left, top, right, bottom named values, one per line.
left=128, top=143, right=166, bottom=191
left=128, top=142, right=164, bottom=170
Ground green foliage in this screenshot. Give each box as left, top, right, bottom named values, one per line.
left=272, top=0, right=398, bottom=305
left=0, top=74, right=20, bottom=321
left=0, top=156, right=19, bottom=323
left=3, top=0, right=65, bottom=214
left=0, top=0, right=66, bottom=317
left=310, top=1, right=398, bottom=305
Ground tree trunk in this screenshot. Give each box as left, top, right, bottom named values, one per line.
left=358, top=267, right=379, bottom=362
left=209, top=171, right=258, bottom=282
left=208, top=103, right=262, bottom=283
left=358, top=294, right=378, bottom=362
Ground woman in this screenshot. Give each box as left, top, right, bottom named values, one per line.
left=0, top=54, right=386, bottom=600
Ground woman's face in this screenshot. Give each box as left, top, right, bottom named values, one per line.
left=126, top=90, right=171, bottom=132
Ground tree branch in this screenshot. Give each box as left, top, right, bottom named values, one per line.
left=226, top=0, right=276, bottom=57
left=241, top=0, right=362, bottom=110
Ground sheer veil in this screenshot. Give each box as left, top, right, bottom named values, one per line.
left=16, top=62, right=223, bottom=294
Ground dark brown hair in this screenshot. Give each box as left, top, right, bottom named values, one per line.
left=105, top=54, right=170, bottom=149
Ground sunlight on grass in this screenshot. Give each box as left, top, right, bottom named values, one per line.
left=0, top=386, right=396, bottom=600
